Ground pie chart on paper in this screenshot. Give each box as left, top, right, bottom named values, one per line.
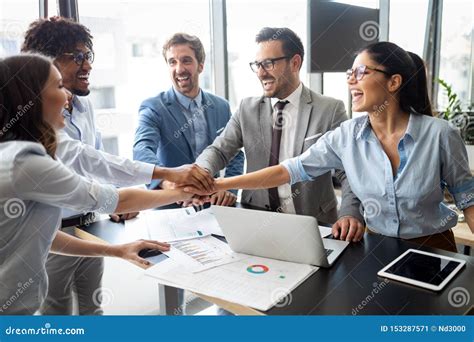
left=246, top=264, right=269, bottom=274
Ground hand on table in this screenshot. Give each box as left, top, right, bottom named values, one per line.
left=332, top=216, right=365, bottom=242
left=114, top=239, right=170, bottom=266
left=110, top=212, right=139, bottom=222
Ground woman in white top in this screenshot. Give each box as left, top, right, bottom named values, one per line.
left=0, top=54, right=206, bottom=314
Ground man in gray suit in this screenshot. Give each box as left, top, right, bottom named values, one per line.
left=196, top=27, right=364, bottom=241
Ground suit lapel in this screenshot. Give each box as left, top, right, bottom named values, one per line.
left=201, top=91, right=218, bottom=139
left=293, top=86, right=313, bottom=156
left=259, top=97, right=273, bottom=158
left=164, top=88, right=193, bottom=153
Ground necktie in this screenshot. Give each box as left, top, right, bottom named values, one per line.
left=268, top=100, right=289, bottom=211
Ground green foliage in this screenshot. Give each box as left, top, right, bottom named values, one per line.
left=438, top=78, right=463, bottom=119
left=437, top=78, right=474, bottom=144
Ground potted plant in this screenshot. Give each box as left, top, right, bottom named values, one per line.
left=437, top=78, right=474, bottom=170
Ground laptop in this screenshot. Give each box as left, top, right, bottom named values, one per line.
left=211, top=206, right=349, bottom=267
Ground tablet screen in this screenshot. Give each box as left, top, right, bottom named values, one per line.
left=385, top=251, right=462, bottom=286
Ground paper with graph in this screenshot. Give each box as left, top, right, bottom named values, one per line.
left=163, top=236, right=240, bottom=272
left=145, top=253, right=318, bottom=311
left=124, top=208, right=223, bottom=242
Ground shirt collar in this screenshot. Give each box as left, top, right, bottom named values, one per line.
left=404, top=112, right=419, bottom=141
left=173, top=87, right=202, bottom=109
left=355, top=115, right=372, bottom=141
left=355, top=112, right=419, bottom=142
left=270, top=82, right=303, bottom=110
left=62, top=95, right=85, bottom=117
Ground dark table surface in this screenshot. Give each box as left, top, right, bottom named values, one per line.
left=79, top=205, right=474, bottom=315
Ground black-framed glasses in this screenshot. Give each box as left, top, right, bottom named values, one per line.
left=346, top=65, right=391, bottom=81
left=62, top=50, right=95, bottom=65
left=249, top=56, right=290, bottom=73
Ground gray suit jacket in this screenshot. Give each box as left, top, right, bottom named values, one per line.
left=196, top=85, right=363, bottom=224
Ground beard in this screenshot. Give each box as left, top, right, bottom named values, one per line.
left=73, top=88, right=90, bottom=96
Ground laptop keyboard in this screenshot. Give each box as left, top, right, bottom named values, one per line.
left=325, top=248, right=334, bottom=257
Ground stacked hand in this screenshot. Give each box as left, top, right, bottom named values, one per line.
left=159, top=164, right=215, bottom=193
left=161, top=165, right=235, bottom=207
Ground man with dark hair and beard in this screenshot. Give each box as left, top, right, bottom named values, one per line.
left=196, top=27, right=364, bottom=236
left=21, top=17, right=216, bottom=315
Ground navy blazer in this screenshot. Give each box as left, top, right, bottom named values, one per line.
left=133, top=88, right=244, bottom=189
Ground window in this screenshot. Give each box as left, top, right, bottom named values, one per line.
left=437, top=0, right=473, bottom=111
left=323, top=0, right=380, bottom=117
left=0, top=0, right=40, bottom=56
left=389, top=0, right=429, bottom=57
left=226, top=0, right=308, bottom=111
left=78, top=0, right=212, bottom=157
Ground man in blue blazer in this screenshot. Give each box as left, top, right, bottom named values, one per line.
left=133, top=33, right=244, bottom=206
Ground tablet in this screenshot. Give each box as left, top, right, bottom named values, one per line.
left=377, top=249, right=466, bottom=291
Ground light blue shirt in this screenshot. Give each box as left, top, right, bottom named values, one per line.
left=173, top=88, right=208, bottom=159
left=61, top=96, right=105, bottom=218
left=58, top=95, right=154, bottom=217
left=282, top=113, right=474, bottom=239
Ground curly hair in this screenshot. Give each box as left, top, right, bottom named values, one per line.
left=21, top=16, right=93, bottom=57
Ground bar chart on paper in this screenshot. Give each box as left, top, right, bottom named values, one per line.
left=173, top=240, right=224, bottom=266
left=165, top=236, right=240, bottom=272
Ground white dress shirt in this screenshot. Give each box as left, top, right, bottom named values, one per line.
left=58, top=96, right=153, bottom=218
left=0, top=141, right=118, bottom=314
left=270, top=82, right=303, bottom=214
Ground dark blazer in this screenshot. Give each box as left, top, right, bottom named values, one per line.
left=133, top=88, right=244, bottom=189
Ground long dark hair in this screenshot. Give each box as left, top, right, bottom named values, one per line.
left=0, top=54, right=57, bottom=157
left=360, top=42, right=433, bottom=116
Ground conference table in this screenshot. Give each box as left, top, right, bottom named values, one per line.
left=77, top=204, right=474, bottom=316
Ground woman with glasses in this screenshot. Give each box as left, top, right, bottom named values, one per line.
left=0, top=54, right=207, bottom=315
left=188, top=42, right=474, bottom=252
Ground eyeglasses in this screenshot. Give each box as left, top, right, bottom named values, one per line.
left=62, top=50, right=95, bottom=65
left=346, top=65, right=391, bottom=81
left=249, top=56, right=290, bottom=73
